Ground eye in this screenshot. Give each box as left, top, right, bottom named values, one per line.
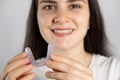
left=43, top=5, right=56, bottom=10
left=70, top=4, right=81, bottom=9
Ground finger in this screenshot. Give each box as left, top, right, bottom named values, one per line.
left=4, top=57, right=30, bottom=77
left=19, top=72, right=35, bottom=80
left=50, top=54, right=92, bottom=75
left=46, top=71, right=65, bottom=80
left=46, top=71, right=82, bottom=80
left=7, top=53, right=26, bottom=65
left=1, top=53, right=27, bottom=80
left=6, top=64, right=34, bottom=80
left=22, top=70, right=33, bottom=76
left=46, top=60, right=91, bottom=79
left=46, top=60, right=70, bottom=73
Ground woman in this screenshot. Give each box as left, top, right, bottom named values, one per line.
left=1, top=0, right=120, bottom=80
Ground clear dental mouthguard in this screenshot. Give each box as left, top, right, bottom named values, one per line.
left=25, top=44, right=54, bottom=67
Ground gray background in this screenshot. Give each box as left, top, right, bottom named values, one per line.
left=0, top=0, right=120, bottom=75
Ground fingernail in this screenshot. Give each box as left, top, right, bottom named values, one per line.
left=46, top=60, right=52, bottom=66
left=27, top=64, right=34, bottom=68
left=46, top=71, right=52, bottom=77
left=24, top=58, right=29, bottom=63
left=31, top=73, right=36, bottom=77
left=23, top=52, right=27, bottom=57
left=51, top=54, right=57, bottom=59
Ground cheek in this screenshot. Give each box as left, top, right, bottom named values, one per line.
left=37, top=15, right=51, bottom=43
left=37, top=12, right=52, bottom=33
left=73, top=13, right=90, bottom=38
left=37, top=11, right=56, bottom=43
left=37, top=14, right=49, bottom=26
left=39, top=26, right=52, bottom=43
left=37, top=10, right=54, bottom=26
left=75, top=13, right=89, bottom=27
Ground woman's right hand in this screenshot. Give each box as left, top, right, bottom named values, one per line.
left=0, top=53, right=35, bottom=80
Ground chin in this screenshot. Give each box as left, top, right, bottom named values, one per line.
left=54, top=43, right=72, bottom=52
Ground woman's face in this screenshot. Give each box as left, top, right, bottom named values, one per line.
left=37, top=0, right=90, bottom=51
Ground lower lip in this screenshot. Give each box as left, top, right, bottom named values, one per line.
left=52, top=30, right=74, bottom=37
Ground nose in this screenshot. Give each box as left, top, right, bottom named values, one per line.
left=52, top=10, right=69, bottom=25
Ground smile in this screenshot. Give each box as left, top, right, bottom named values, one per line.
left=51, top=28, right=74, bottom=37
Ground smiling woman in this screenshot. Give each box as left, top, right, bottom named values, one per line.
left=0, top=0, right=120, bottom=80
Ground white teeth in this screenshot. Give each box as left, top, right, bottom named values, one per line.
left=54, top=30, right=73, bottom=34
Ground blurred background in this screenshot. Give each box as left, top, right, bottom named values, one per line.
left=0, top=0, right=120, bottom=75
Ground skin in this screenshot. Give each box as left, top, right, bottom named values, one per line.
left=37, top=0, right=94, bottom=80
left=1, top=0, right=94, bottom=80
left=0, top=53, right=35, bottom=80
left=46, top=53, right=93, bottom=80
left=37, top=0, right=90, bottom=52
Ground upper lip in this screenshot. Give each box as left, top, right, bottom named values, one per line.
left=51, top=27, right=75, bottom=30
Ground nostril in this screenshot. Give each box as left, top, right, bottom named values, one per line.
left=52, top=16, right=69, bottom=24
left=53, top=17, right=59, bottom=23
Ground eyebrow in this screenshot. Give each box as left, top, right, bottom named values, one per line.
left=39, top=0, right=56, bottom=4
left=67, top=0, right=86, bottom=3
left=39, top=0, right=86, bottom=4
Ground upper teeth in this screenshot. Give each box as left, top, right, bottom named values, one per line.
left=54, top=30, right=73, bottom=34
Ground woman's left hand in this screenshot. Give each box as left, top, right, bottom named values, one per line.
left=45, top=53, right=94, bottom=80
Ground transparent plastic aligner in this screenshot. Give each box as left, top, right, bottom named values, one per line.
left=25, top=44, right=54, bottom=67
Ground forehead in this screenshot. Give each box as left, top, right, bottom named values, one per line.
left=38, top=0, right=87, bottom=3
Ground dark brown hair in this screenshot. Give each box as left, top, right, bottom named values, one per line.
left=23, top=0, right=111, bottom=60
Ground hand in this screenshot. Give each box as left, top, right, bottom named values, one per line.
left=0, top=53, right=35, bottom=80
left=45, top=53, right=94, bottom=80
